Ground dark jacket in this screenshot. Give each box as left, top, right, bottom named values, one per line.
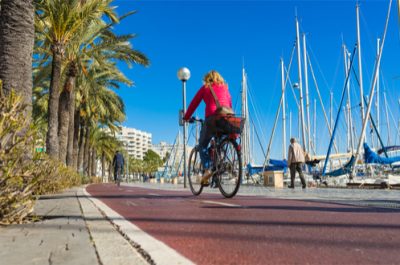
left=112, top=152, right=124, bottom=168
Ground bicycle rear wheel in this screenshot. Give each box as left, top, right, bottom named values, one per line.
left=217, top=138, right=242, bottom=198
left=188, top=147, right=204, bottom=196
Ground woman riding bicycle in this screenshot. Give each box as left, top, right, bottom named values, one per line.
left=183, top=70, right=233, bottom=185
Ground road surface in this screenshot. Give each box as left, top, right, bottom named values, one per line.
left=87, top=184, right=400, bottom=265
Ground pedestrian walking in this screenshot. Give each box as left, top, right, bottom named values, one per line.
left=287, top=138, right=306, bottom=189
left=112, top=150, right=124, bottom=185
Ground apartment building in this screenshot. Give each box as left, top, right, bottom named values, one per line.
left=114, top=126, right=152, bottom=160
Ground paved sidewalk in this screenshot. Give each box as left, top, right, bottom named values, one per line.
left=0, top=187, right=148, bottom=265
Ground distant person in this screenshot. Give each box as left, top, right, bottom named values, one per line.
left=287, top=138, right=306, bottom=189
left=183, top=70, right=233, bottom=185
left=112, top=150, right=124, bottom=184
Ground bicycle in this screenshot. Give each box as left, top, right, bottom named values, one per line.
left=187, top=117, right=243, bottom=198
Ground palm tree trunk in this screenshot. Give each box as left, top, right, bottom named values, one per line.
left=72, top=110, right=80, bottom=170
left=87, top=149, right=92, bottom=177
left=83, top=125, right=90, bottom=176
left=46, top=43, right=64, bottom=157
left=59, top=62, right=77, bottom=164
left=66, top=63, right=77, bottom=167
left=101, top=152, right=105, bottom=181
left=77, top=123, right=85, bottom=173
left=58, top=89, right=70, bottom=163
left=0, top=0, right=34, bottom=118
left=108, top=161, right=113, bottom=182
left=91, top=148, right=97, bottom=177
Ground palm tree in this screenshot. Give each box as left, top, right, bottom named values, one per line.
left=79, top=83, right=127, bottom=176
left=60, top=22, right=148, bottom=164
left=70, top=60, right=126, bottom=174
left=35, top=0, right=118, bottom=157
left=0, top=0, right=34, bottom=119
left=90, top=128, right=121, bottom=181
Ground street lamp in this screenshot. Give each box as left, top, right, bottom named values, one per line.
left=178, top=67, right=190, bottom=188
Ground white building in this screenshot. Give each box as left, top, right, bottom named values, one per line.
left=151, top=141, right=172, bottom=160
left=114, top=126, right=152, bottom=159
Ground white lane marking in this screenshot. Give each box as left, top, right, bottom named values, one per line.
left=125, top=201, right=138, bottom=207
left=84, top=188, right=194, bottom=265
left=201, top=200, right=241, bottom=207
left=147, top=193, right=161, bottom=196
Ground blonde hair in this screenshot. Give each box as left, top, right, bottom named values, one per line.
left=203, top=70, right=226, bottom=88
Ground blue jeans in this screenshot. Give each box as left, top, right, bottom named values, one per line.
left=199, top=117, right=217, bottom=169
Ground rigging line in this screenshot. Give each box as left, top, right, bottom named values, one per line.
left=233, top=90, right=240, bottom=113
left=176, top=125, right=195, bottom=175
left=247, top=86, right=268, bottom=148
left=322, top=44, right=358, bottom=176
left=285, top=42, right=300, bottom=109
left=386, top=99, right=400, bottom=145
left=286, top=67, right=300, bottom=110
left=397, top=0, right=400, bottom=38
left=162, top=132, right=179, bottom=178
left=308, top=44, right=338, bottom=91
left=245, top=73, right=269, bottom=147
left=246, top=77, right=268, bottom=140
left=261, top=47, right=296, bottom=170
left=382, top=70, right=400, bottom=142
left=360, top=8, right=380, bottom=60
left=250, top=116, right=266, bottom=158
left=307, top=52, right=340, bottom=155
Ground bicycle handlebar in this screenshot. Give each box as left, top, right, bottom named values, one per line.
left=188, top=117, right=203, bottom=124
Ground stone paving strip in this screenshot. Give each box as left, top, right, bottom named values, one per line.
left=0, top=188, right=150, bottom=265
left=0, top=189, right=99, bottom=265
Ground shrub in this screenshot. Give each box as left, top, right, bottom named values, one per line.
left=0, top=88, right=38, bottom=224
left=0, top=86, right=82, bottom=224
left=32, top=153, right=82, bottom=195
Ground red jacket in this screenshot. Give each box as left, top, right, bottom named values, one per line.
left=184, top=83, right=232, bottom=120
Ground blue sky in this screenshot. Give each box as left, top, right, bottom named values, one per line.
left=112, top=0, right=400, bottom=163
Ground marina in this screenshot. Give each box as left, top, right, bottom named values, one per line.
left=151, top=1, right=400, bottom=190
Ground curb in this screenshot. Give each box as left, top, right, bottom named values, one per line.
left=81, top=186, right=194, bottom=265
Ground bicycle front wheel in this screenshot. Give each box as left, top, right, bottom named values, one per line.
left=188, top=147, right=204, bottom=196
left=217, top=138, right=242, bottom=198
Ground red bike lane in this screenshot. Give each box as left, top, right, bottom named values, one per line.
left=86, top=184, right=400, bottom=265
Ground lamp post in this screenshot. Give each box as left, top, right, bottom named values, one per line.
left=178, top=67, right=190, bottom=188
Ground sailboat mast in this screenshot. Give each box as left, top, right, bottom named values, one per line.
left=384, top=92, right=391, bottom=145
left=343, top=45, right=354, bottom=152
left=356, top=3, right=366, bottom=131
left=352, top=0, right=393, bottom=178
left=241, top=67, right=246, bottom=165
left=281, top=58, right=287, bottom=159
left=302, top=34, right=311, bottom=153
left=241, top=67, right=251, bottom=165
left=343, top=44, right=351, bottom=151
left=314, top=98, right=317, bottom=155
left=376, top=38, right=381, bottom=147
left=295, top=16, right=307, bottom=150
left=348, top=52, right=355, bottom=151
left=289, top=111, right=292, bottom=143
